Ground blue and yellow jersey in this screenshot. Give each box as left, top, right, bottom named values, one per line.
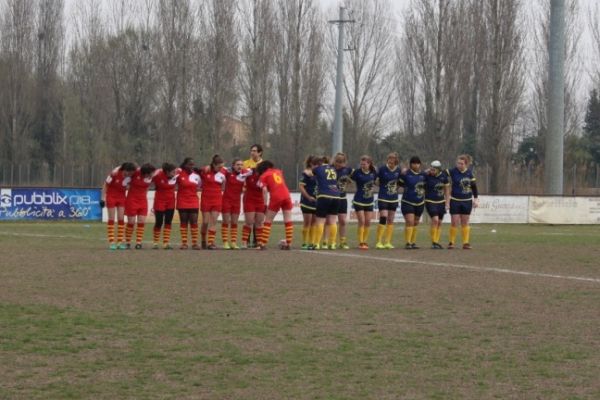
left=335, top=166, right=354, bottom=198
left=425, top=171, right=449, bottom=203
left=399, top=169, right=426, bottom=206
left=377, top=165, right=401, bottom=203
left=312, top=165, right=341, bottom=198
left=299, top=172, right=317, bottom=203
left=448, top=167, right=476, bottom=201
left=350, top=168, right=377, bottom=206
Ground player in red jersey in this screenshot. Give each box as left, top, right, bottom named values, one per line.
left=124, top=163, right=156, bottom=249
left=200, top=155, right=227, bottom=249
left=241, top=164, right=266, bottom=249
left=176, top=157, right=201, bottom=250
left=101, top=162, right=137, bottom=250
left=255, top=161, right=294, bottom=250
left=221, top=159, right=251, bottom=249
left=151, top=162, right=179, bottom=249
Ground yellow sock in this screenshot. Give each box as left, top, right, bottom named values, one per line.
left=410, top=226, right=418, bottom=244
left=434, top=226, right=441, bottom=243
left=313, top=223, right=325, bottom=246
left=302, top=227, right=309, bottom=244
left=357, top=226, right=364, bottom=244
left=437, top=226, right=443, bottom=243
left=449, top=226, right=458, bottom=244
left=328, top=224, right=338, bottom=246
left=430, top=227, right=437, bottom=243
left=404, top=226, right=413, bottom=244
left=363, top=226, right=370, bottom=244
left=385, top=224, right=394, bottom=244
left=461, top=226, right=470, bottom=244
left=376, top=224, right=385, bottom=244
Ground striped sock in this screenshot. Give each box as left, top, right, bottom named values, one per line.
left=208, top=229, right=217, bottom=245
left=328, top=223, right=337, bottom=246
left=125, top=223, right=134, bottom=244
left=285, top=221, right=293, bottom=245
left=117, top=220, right=125, bottom=244
left=221, top=223, right=229, bottom=244
left=135, top=223, right=145, bottom=244
left=163, top=224, right=172, bottom=245
left=180, top=223, right=188, bottom=246
left=255, top=226, right=263, bottom=245
left=153, top=227, right=160, bottom=244
left=242, top=225, right=251, bottom=244
left=262, top=222, right=272, bottom=245
left=107, top=220, right=115, bottom=244
left=191, top=224, right=200, bottom=245
left=230, top=224, right=238, bottom=243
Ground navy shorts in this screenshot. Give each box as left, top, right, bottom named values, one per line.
left=450, top=199, right=472, bottom=215
left=353, top=202, right=374, bottom=212
left=401, top=202, right=424, bottom=217
left=300, top=200, right=316, bottom=215
left=426, top=202, right=446, bottom=219
left=316, top=197, right=339, bottom=218
left=378, top=200, right=399, bottom=211
left=338, top=198, right=349, bottom=214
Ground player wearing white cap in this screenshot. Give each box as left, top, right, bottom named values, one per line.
left=425, top=160, right=450, bottom=249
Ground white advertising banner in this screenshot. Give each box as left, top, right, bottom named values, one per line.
left=468, top=195, right=529, bottom=224
left=528, top=196, right=600, bottom=224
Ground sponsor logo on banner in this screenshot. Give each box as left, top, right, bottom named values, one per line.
left=1, top=188, right=12, bottom=207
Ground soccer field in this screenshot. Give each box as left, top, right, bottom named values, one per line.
left=1, top=222, right=599, bottom=399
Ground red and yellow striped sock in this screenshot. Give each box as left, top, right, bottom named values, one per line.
left=163, top=224, right=172, bottom=245
left=255, top=226, right=263, bottom=245
left=117, top=220, right=125, bottom=244
left=191, top=224, right=199, bottom=245
left=285, top=221, right=293, bottom=245
left=125, top=223, right=134, bottom=244
left=107, top=220, right=115, bottom=244
left=230, top=224, right=238, bottom=243
left=135, top=223, right=145, bottom=245
left=261, top=222, right=272, bottom=245
left=242, top=225, right=251, bottom=243
left=208, top=229, right=216, bottom=245
left=221, top=223, right=229, bottom=243
left=180, top=223, right=188, bottom=246
left=153, top=227, right=160, bottom=244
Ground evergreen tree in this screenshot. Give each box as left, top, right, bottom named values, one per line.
left=583, top=89, right=600, bottom=163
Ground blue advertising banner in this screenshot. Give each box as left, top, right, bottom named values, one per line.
left=0, top=187, right=102, bottom=221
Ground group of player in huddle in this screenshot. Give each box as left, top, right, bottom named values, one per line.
left=101, top=144, right=479, bottom=251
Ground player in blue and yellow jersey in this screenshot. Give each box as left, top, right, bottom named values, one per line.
left=350, top=155, right=377, bottom=250
left=446, top=154, right=479, bottom=249
left=375, top=152, right=401, bottom=249
left=299, top=155, right=318, bottom=249
left=425, top=160, right=450, bottom=249
left=309, top=156, right=341, bottom=250
left=399, top=156, right=427, bottom=249
left=333, top=152, right=353, bottom=249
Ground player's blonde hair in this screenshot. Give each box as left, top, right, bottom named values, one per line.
left=387, top=152, right=399, bottom=166
left=457, top=154, right=473, bottom=166
left=333, top=152, right=347, bottom=164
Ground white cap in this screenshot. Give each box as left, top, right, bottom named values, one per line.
left=431, top=160, right=442, bottom=168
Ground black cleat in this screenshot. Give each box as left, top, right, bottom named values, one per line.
left=405, top=243, right=412, bottom=250
left=134, top=244, right=142, bottom=250
left=411, top=243, right=419, bottom=250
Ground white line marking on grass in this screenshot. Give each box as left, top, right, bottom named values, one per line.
left=297, top=250, right=600, bottom=285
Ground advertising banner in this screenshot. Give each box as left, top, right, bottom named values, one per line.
left=0, top=187, right=102, bottom=221
left=528, top=196, right=600, bottom=224
left=468, top=195, right=529, bottom=224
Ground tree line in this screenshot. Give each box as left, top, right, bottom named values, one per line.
left=1, top=0, right=599, bottom=193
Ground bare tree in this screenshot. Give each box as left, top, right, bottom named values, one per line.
left=589, top=3, right=600, bottom=89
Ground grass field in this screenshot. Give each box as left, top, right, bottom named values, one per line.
left=1, top=222, right=599, bottom=399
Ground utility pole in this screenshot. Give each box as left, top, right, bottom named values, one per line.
left=545, top=0, right=565, bottom=195
left=329, top=6, right=354, bottom=155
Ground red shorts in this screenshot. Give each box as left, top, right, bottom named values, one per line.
left=268, top=196, right=293, bottom=213
left=125, top=199, right=148, bottom=216
left=243, top=198, right=265, bottom=214
left=201, top=197, right=222, bottom=213
left=106, top=196, right=126, bottom=209
left=153, top=196, right=175, bottom=212
left=222, top=198, right=241, bottom=214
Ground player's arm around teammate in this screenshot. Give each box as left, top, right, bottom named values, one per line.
left=399, top=156, right=427, bottom=250
left=299, top=156, right=318, bottom=249
left=176, top=157, right=201, bottom=250
left=375, top=152, right=401, bottom=249
left=151, top=163, right=178, bottom=249
left=447, top=154, right=479, bottom=250
left=124, top=163, right=156, bottom=249
left=351, top=156, right=377, bottom=250
left=200, top=155, right=226, bottom=249
left=101, top=162, right=137, bottom=250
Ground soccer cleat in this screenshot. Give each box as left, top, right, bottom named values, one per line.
left=280, top=244, right=291, bottom=250
left=411, top=243, right=419, bottom=250
left=134, top=244, right=142, bottom=250
left=463, top=243, right=472, bottom=250
left=339, top=243, right=350, bottom=250
left=359, top=243, right=369, bottom=250
left=163, top=244, right=173, bottom=250
left=207, top=244, right=217, bottom=250
left=109, top=244, right=117, bottom=251
left=301, top=243, right=309, bottom=250
left=315, top=243, right=321, bottom=250
left=405, top=243, right=412, bottom=250
left=328, top=244, right=337, bottom=250
left=447, top=242, right=454, bottom=250
left=152, top=243, right=159, bottom=250
left=192, top=244, right=202, bottom=250
left=384, top=243, right=395, bottom=249
left=125, top=243, right=131, bottom=250
left=322, top=242, right=327, bottom=249
left=375, top=242, right=386, bottom=250
left=240, top=241, right=248, bottom=249
left=256, top=244, right=267, bottom=250
left=431, top=243, right=444, bottom=250
left=222, top=242, right=231, bottom=250
left=180, top=244, right=189, bottom=250
left=118, top=243, right=128, bottom=250
left=230, top=242, right=239, bottom=250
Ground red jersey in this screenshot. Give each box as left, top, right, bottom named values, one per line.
left=105, top=168, right=130, bottom=199
left=200, top=166, right=227, bottom=199
left=127, top=169, right=152, bottom=202
left=244, top=170, right=264, bottom=202
left=152, top=169, right=179, bottom=199
left=259, top=169, right=290, bottom=200
left=223, top=168, right=251, bottom=202
left=176, top=169, right=201, bottom=209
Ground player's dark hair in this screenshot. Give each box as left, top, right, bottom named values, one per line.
left=210, top=155, right=224, bottom=171
left=140, top=163, right=156, bottom=176
left=256, top=160, right=274, bottom=175
left=409, top=156, right=421, bottom=165
left=360, top=155, right=376, bottom=173
left=322, top=156, right=330, bottom=164
left=304, top=155, right=316, bottom=169
left=180, top=157, right=194, bottom=169
left=251, top=144, right=263, bottom=155
left=162, top=162, right=176, bottom=173
left=120, top=162, right=137, bottom=172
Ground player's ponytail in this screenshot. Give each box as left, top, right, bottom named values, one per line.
left=304, top=155, right=316, bottom=169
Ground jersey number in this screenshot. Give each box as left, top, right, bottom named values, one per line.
left=274, top=173, right=283, bottom=184
left=326, top=169, right=337, bottom=180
